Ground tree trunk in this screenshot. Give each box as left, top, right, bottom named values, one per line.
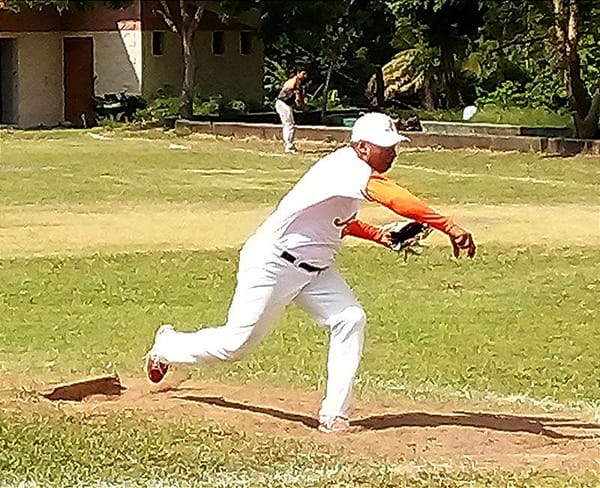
left=440, top=44, right=461, bottom=109
left=180, top=27, right=195, bottom=119
left=155, top=0, right=201, bottom=119
left=422, top=71, right=436, bottom=110
left=374, top=65, right=385, bottom=107
left=553, top=0, right=598, bottom=138
left=321, top=62, right=334, bottom=123
left=574, top=88, right=600, bottom=138
left=154, top=0, right=204, bottom=120
left=564, top=1, right=588, bottom=119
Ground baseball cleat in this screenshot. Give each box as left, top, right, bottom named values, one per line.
left=146, top=353, right=169, bottom=383
left=318, top=416, right=351, bottom=433
left=145, top=324, right=173, bottom=383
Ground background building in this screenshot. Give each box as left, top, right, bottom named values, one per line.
left=0, top=0, right=264, bottom=128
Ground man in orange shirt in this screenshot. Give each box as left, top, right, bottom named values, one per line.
left=146, top=113, right=475, bottom=433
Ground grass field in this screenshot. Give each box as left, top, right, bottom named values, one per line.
left=0, top=128, right=599, bottom=487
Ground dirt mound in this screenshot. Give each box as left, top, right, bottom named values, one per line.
left=46, top=376, right=600, bottom=471
left=41, top=374, right=125, bottom=401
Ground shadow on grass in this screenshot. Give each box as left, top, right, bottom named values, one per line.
left=354, top=411, right=599, bottom=439
left=177, top=393, right=600, bottom=440
left=178, top=394, right=319, bottom=429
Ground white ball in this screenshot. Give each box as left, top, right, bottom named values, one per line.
left=462, top=105, right=478, bottom=121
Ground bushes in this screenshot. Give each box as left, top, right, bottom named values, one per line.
left=129, top=87, right=572, bottom=129
left=135, top=91, right=250, bottom=126
left=414, top=104, right=572, bottom=127
left=134, top=93, right=180, bottom=126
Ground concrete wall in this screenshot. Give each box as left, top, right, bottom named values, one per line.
left=16, top=33, right=63, bottom=128
left=141, top=30, right=264, bottom=104
left=0, top=0, right=264, bottom=127
left=140, top=31, right=182, bottom=97
left=405, top=132, right=548, bottom=152
left=3, top=27, right=263, bottom=128
left=175, top=120, right=600, bottom=155
left=421, top=120, right=573, bottom=138
left=195, top=30, right=263, bottom=105
left=2, top=28, right=143, bottom=127
left=176, top=120, right=353, bottom=143
left=94, top=29, right=142, bottom=95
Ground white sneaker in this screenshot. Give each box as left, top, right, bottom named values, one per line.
left=318, top=416, right=351, bottom=433
left=284, top=145, right=297, bottom=154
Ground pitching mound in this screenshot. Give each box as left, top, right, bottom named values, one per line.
left=41, top=375, right=600, bottom=472
left=41, top=374, right=126, bottom=401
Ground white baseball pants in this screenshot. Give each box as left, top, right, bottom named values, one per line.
left=275, top=99, right=296, bottom=150
left=150, top=242, right=366, bottom=422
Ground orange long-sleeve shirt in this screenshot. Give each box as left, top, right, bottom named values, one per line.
left=343, top=173, right=455, bottom=243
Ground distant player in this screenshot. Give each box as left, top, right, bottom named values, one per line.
left=146, top=112, right=476, bottom=433
left=275, top=69, right=308, bottom=153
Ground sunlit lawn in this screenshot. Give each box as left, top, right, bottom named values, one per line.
left=0, top=128, right=599, bottom=487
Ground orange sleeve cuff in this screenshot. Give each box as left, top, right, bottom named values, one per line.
left=342, top=219, right=387, bottom=245
left=365, top=173, right=455, bottom=233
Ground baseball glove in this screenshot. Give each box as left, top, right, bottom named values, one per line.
left=382, top=220, right=433, bottom=254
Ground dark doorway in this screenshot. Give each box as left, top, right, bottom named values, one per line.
left=64, top=37, right=94, bottom=127
left=0, top=38, right=17, bottom=125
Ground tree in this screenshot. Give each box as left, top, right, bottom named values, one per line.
left=471, top=0, right=599, bottom=136
left=552, top=0, right=599, bottom=138
left=153, top=1, right=206, bottom=119
left=257, top=0, right=356, bottom=116
left=0, top=0, right=68, bottom=9
left=390, top=0, right=487, bottom=109
left=257, top=0, right=396, bottom=113
left=0, top=0, right=133, bottom=13
left=0, top=0, right=128, bottom=11
left=153, top=0, right=258, bottom=119
left=346, top=0, right=397, bottom=107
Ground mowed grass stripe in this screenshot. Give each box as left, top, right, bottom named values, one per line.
left=0, top=202, right=597, bottom=258
left=0, top=202, right=272, bottom=257
left=1, top=130, right=599, bottom=206
left=0, top=246, right=598, bottom=406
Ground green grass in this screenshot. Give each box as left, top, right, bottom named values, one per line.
left=389, top=150, right=600, bottom=205
left=0, top=129, right=301, bottom=206
left=1, top=409, right=346, bottom=488
left=1, top=246, right=598, bottom=405
left=0, top=129, right=599, bottom=207
left=1, top=129, right=599, bottom=486
left=1, top=409, right=599, bottom=487
left=416, top=106, right=573, bottom=127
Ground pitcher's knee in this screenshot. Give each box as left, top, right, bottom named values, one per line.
left=346, top=306, right=367, bottom=327
left=329, top=306, right=366, bottom=339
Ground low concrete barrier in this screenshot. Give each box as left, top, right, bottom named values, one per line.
left=547, top=137, right=600, bottom=155
left=421, top=120, right=573, bottom=138
left=405, top=132, right=547, bottom=152
left=176, top=120, right=352, bottom=144
left=176, top=120, right=600, bottom=155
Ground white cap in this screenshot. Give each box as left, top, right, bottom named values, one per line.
left=350, top=112, right=410, bottom=147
